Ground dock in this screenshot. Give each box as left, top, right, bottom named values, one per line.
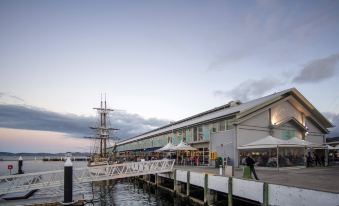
left=135, top=165, right=339, bottom=206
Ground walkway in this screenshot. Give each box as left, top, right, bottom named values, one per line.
left=0, top=159, right=175, bottom=195
left=174, top=165, right=339, bottom=193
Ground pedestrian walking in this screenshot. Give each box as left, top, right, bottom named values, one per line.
left=245, top=154, right=259, bottom=180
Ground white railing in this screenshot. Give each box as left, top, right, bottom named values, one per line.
left=0, top=159, right=175, bottom=195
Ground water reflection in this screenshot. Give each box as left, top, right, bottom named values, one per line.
left=86, top=179, right=185, bottom=206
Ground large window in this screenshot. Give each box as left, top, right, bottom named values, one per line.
left=186, top=128, right=193, bottom=143
left=219, top=120, right=226, bottom=131
left=198, top=126, right=203, bottom=141
left=211, top=123, right=218, bottom=133
left=182, top=129, right=186, bottom=142
left=193, top=127, right=197, bottom=141
left=226, top=119, right=235, bottom=130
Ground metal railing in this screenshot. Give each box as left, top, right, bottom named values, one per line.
left=0, top=159, right=175, bottom=195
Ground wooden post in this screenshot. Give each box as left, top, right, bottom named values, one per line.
left=228, top=177, right=233, bottom=206
left=203, top=173, right=208, bottom=205
left=155, top=173, right=159, bottom=187
left=263, top=182, right=269, bottom=206
left=173, top=169, right=177, bottom=194
left=186, top=171, right=190, bottom=196
left=277, top=146, right=279, bottom=172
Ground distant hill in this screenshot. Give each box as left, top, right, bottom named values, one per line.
left=0, top=152, right=90, bottom=157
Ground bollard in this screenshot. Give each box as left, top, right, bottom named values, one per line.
left=219, top=165, right=223, bottom=176
left=64, top=157, right=73, bottom=204
left=228, top=177, right=233, bottom=206
left=18, top=156, right=23, bottom=174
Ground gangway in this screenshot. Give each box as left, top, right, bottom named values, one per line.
left=0, top=159, right=175, bottom=195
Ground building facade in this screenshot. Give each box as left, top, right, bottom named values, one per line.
left=112, top=88, right=333, bottom=167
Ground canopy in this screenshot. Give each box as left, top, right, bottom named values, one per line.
left=174, top=140, right=197, bottom=151
left=155, top=142, right=176, bottom=152
left=325, top=145, right=336, bottom=150
left=284, top=137, right=321, bottom=147
left=238, top=136, right=323, bottom=149
left=237, top=136, right=287, bottom=149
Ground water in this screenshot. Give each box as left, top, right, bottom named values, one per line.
left=0, top=159, right=180, bottom=205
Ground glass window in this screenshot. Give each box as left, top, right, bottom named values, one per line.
left=219, top=120, right=226, bottom=131
left=226, top=119, right=235, bottom=130
left=182, top=129, right=186, bottom=142
left=202, top=125, right=210, bottom=140
left=193, top=127, right=198, bottom=141
left=186, top=128, right=192, bottom=143
left=212, top=123, right=218, bottom=133
left=198, top=126, right=203, bottom=141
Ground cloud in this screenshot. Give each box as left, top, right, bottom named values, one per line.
left=0, top=92, right=25, bottom=104
left=293, top=53, right=339, bottom=83
left=214, top=78, right=284, bottom=102
left=324, top=112, right=339, bottom=137
left=0, top=104, right=169, bottom=140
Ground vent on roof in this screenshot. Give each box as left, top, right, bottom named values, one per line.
left=229, top=100, right=242, bottom=107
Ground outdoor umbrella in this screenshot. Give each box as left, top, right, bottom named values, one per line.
left=173, top=140, right=197, bottom=165
left=156, top=142, right=176, bottom=152
left=174, top=140, right=197, bottom=151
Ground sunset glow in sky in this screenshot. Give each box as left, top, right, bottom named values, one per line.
left=1, top=0, right=339, bottom=152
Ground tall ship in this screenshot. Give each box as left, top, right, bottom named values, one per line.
left=86, top=95, right=119, bottom=166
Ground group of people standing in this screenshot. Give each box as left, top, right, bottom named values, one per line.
left=307, top=152, right=325, bottom=167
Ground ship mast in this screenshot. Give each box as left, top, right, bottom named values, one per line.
left=86, top=94, right=118, bottom=158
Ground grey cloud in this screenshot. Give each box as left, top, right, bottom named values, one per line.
left=324, top=112, right=339, bottom=137
left=214, top=78, right=284, bottom=102
left=0, top=104, right=169, bottom=139
left=293, top=53, right=339, bottom=83
left=0, top=92, right=25, bottom=104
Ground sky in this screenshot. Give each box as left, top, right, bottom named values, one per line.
left=1, top=0, right=339, bottom=153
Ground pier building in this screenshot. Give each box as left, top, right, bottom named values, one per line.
left=111, top=88, right=333, bottom=167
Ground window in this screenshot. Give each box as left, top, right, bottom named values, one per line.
left=186, top=128, right=192, bottom=142
left=193, top=127, right=198, bottom=141
left=226, top=119, right=235, bottom=130
left=211, top=123, right=218, bottom=133
left=182, top=129, right=186, bottom=142
left=198, top=126, right=203, bottom=141
left=219, top=120, right=226, bottom=131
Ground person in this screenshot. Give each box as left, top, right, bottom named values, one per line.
left=245, top=154, right=259, bottom=180
left=314, top=152, right=321, bottom=166
left=306, top=152, right=313, bottom=167
left=321, top=155, right=325, bottom=166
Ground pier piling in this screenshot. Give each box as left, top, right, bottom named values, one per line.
left=228, top=177, right=233, bottom=206
left=64, top=157, right=73, bottom=204
left=18, top=156, right=23, bottom=174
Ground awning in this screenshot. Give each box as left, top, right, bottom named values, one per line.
left=156, top=142, right=177, bottom=152
left=238, top=136, right=287, bottom=149
left=284, top=137, right=321, bottom=147
left=238, top=136, right=323, bottom=149
left=174, top=140, right=197, bottom=151
left=143, top=147, right=162, bottom=152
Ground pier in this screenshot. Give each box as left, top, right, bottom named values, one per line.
left=136, top=167, right=339, bottom=206
left=0, top=159, right=175, bottom=195
left=1, top=158, right=339, bottom=205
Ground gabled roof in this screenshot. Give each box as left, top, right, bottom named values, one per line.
left=116, top=88, right=333, bottom=146
left=273, top=117, right=307, bottom=132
